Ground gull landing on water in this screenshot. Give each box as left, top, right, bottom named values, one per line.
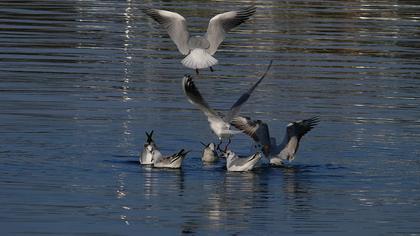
left=143, top=6, right=256, bottom=74
left=182, top=61, right=273, bottom=149
left=231, top=116, right=320, bottom=166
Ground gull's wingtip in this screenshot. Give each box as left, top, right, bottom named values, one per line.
left=307, top=116, right=320, bottom=127
left=183, top=74, right=192, bottom=79
left=259, top=60, right=274, bottom=79
left=141, top=6, right=154, bottom=14
left=266, top=59, right=274, bottom=71
left=182, top=74, right=193, bottom=86
left=240, top=5, right=257, bottom=14
left=200, top=141, right=208, bottom=147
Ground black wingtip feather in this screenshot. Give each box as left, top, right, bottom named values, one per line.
left=145, top=130, right=154, bottom=143
left=307, top=116, right=320, bottom=126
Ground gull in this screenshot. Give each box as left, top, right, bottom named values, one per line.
left=182, top=60, right=272, bottom=149
left=143, top=6, right=256, bottom=74
left=140, top=130, right=158, bottom=165
left=231, top=116, right=319, bottom=166
left=201, top=142, right=219, bottom=163
left=153, top=149, right=190, bottom=168
left=223, top=150, right=262, bottom=172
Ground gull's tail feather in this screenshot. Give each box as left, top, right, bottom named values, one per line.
left=182, top=48, right=218, bottom=69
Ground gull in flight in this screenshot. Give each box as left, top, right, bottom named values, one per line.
left=223, top=150, right=262, bottom=172
left=200, top=142, right=219, bottom=163
left=182, top=61, right=273, bottom=149
left=153, top=149, right=190, bottom=169
left=140, top=130, right=158, bottom=165
left=231, top=116, right=319, bottom=166
left=143, top=6, right=256, bottom=74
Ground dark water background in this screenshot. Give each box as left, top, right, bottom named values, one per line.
left=1, top=0, right=420, bottom=235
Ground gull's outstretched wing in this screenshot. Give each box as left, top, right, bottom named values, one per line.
left=288, top=116, right=320, bottom=141
left=231, top=116, right=269, bottom=142
left=231, top=116, right=271, bottom=156
left=182, top=75, right=224, bottom=125
left=205, top=6, right=256, bottom=55
left=143, top=8, right=190, bottom=55
left=225, top=60, right=273, bottom=122
left=279, top=117, right=320, bottom=161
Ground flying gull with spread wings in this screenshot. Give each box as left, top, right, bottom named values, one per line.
left=182, top=61, right=272, bottom=149
left=143, top=6, right=256, bottom=74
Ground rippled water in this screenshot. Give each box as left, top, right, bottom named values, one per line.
left=1, top=0, right=420, bottom=235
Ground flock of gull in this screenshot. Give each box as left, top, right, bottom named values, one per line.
left=139, top=6, right=319, bottom=171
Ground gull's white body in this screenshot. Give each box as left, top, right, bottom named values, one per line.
left=202, top=143, right=219, bottom=163
left=225, top=150, right=262, bottom=172
left=140, top=144, right=155, bottom=165
left=140, top=131, right=160, bottom=165
left=182, top=48, right=218, bottom=69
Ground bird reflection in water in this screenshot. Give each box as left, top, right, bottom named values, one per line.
left=142, top=167, right=185, bottom=199
left=280, top=166, right=314, bottom=219
left=208, top=171, right=269, bottom=231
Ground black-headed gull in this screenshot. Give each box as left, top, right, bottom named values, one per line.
left=143, top=6, right=256, bottom=74
left=182, top=61, right=272, bottom=149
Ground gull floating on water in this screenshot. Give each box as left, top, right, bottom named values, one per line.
left=223, top=150, right=262, bottom=172
left=201, top=142, right=219, bottom=163
left=182, top=61, right=272, bottom=149
left=231, top=116, right=319, bottom=166
left=143, top=6, right=256, bottom=74
left=140, top=130, right=159, bottom=165
left=153, top=149, right=190, bottom=169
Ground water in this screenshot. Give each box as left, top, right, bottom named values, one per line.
left=1, top=0, right=420, bottom=235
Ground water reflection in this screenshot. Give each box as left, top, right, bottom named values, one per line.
left=115, top=171, right=131, bottom=225
left=281, top=167, right=314, bottom=220
left=141, top=167, right=185, bottom=199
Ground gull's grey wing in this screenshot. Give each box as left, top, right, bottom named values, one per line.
left=205, top=6, right=256, bottom=55
left=155, top=149, right=186, bottom=165
left=143, top=8, right=190, bottom=55
left=225, top=60, right=273, bottom=122
left=288, top=116, right=320, bottom=140
left=230, top=153, right=260, bottom=167
left=182, top=75, right=224, bottom=124
left=231, top=116, right=270, bottom=144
